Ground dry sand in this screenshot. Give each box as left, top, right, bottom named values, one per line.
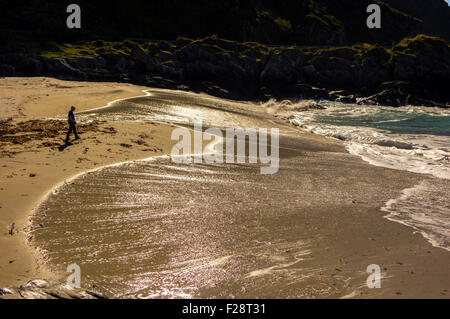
left=0, top=77, right=176, bottom=287
left=0, top=77, right=152, bottom=121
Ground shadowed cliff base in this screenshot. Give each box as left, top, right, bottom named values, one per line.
left=1, top=35, right=449, bottom=107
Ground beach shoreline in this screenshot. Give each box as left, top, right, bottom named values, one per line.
left=1, top=77, right=449, bottom=298
left=0, top=77, right=177, bottom=288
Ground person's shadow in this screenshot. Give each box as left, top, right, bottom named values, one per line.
left=58, top=141, right=73, bottom=151
left=58, top=136, right=81, bottom=151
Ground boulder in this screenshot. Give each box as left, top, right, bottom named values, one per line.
left=177, top=44, right=260, bottom=98
left=391, top=35, right=450, bottom=84
left=0, top=64, right=15, bottom=76
left=260, top=49, right=305, bottom=89
left=38, top=56, right=85, bottom=78
left=294, top=83, right=329, bottom=99
left=5, top=55, right=42, bottom=74
left=310, top=56, right=353, bottom=88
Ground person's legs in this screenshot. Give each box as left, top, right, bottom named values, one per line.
left=65, top=124, right=74, bottom=143
left=73, top=124, right=80, bottom=139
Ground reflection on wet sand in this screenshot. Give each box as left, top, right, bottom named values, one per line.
left=80, top=89, right=270, bottom=128
left=32, top=89, right=450, bottom=298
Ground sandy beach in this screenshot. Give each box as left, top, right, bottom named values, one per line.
left=1, top=77, right=449, bottom=299
left=0, top=77, right=177, bottom=288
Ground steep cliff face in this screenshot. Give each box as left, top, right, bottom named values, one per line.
left=0, top=0, right=444, bottom=45
left=314, top=0, right=422, bottom=44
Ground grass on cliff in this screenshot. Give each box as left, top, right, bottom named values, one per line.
left=39, top=34, right=448, bottom=71
left=306, top=0, right=342, bottom=29
left=41, top=40, right=150, bottom=58
left=393, top=34, right=449, bottom=57
left=176, top=35, right=272, bottom=55
left=41, top=34, right=300, bottom=61
left=374, top=0, right=422, bottom=23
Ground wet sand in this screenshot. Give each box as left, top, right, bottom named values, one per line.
left=0, top=78, right=176, bottom=288
left=27, top=88, right=450, bottom=298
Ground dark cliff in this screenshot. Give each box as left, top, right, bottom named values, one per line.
left=1, top=35, right=448, bottom=106
left=1, top=1, right=449, bottom=106
left=383, top=0, right=450, bottom=42
left=1, top=0, right=448, bottom=45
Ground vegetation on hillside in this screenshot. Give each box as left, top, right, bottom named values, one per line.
left=393, top=34, right=449, bottom=56
left=41, top=34, right=448, bottom=72
left=2, top=0, right=447, bottom=46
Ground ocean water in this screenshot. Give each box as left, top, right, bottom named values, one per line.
left=283, top=100, right=450, bottom=250
left=284, top=101, right=450, bottom=179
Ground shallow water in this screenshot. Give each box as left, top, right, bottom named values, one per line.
left=286, top=100, right=450, bottom=251
left=79, top=89, right=273, bottom=129
left=382, top=179, right=450, bottom=250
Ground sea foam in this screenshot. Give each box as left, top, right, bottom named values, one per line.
left=280, top=100, right=450, bottom=250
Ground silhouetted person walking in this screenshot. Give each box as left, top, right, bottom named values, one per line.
left=65, top=106, right=80, bottom=144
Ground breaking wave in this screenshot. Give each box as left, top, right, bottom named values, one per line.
left=273, top=99, right=450, bottom=250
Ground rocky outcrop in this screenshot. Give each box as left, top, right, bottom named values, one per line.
left=176, top=42, right=261, bottom=98
left=261, top=49, right=305, bottom=91
left=0, top=35, right=449, bottom=107
left=391, top=36, right=450, bottom=83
